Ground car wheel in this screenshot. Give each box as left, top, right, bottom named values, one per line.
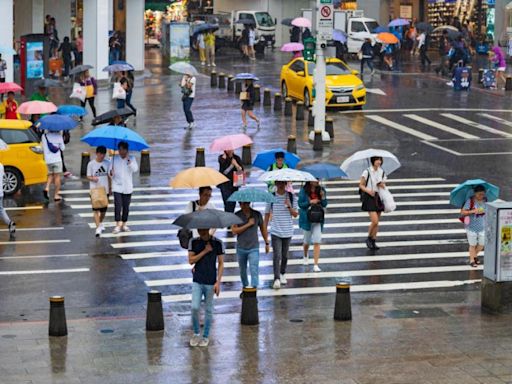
left=3, top=167, right=22, bottom=195
left=281, top=81, right=288, bottom=98
left=304, top=89, right=311, bottom=108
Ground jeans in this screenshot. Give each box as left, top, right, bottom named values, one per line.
left=0, top=196, right=11, bottom=225
left=220, top=183, right=237, bottom=212
left=117, top=99, right=126, bottom=109
left=271, top=235, right=291, bottom=280
left=360, top=58, right=374, bottom=73
left=237, top=247, right=260, bottom=288
left=125, top=90, right=136, bottom=113
left=182, top=97, right=194, bottom=123
left=420, top=47, right=431, bottom=65
left=191, top=282, right=215, bottom=338
left=113, top=192, right=131, bottom=222
left=63, top=59, right=71, bottom=77
left=81, top=97, right=97, bottom=117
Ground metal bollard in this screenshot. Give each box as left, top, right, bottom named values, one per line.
left=308, top=107, right=314, bottom=127
left=80, top=152, right=90, bottom=177
left=273, top=93, right=282, bottom=111
left=313, top=130, right=323, bottom=151
left=295, top=101, right=304, bottom=121
left=195, top=147, right=205, bottom=167
left=287, top=135, right=297, bottom=154
left=242, top=144, right=252, bottom=166
left=334, top=282, right=352, bottom=321
left=140, top=150, right=151, bottom=174
left=254, top=84, right=261, bottom=103
left=325, top=118, right=334, bottom=140
left=227, top=75, right=234, bottom=92
left=235, top=80, right=242, bottom=94
left=241, top=287, right=259, bottom=325
left=146, top=290, right=165, bottom=331
left=263, top=88, right=271, bottom=106
left=284, top=97, right=293, bottom=116
left=49, top=296, right=68, bottom=337
left=506, top=77, right=512, bottom=91
left=218, top=72, right=226, bottom=89
left=210, top=71, right=217, bottom=87
left=478, top=68, right=484, bottom=84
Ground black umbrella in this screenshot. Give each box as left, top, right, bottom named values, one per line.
left=281, top=18, right=293, bottom=26
left=34, top=78, right=62, bottom=88
left=193, top=23, right=219, bottom=35
left=173, top=209, right=243, bottom=229
left=236, top=19, right=256, bottom=26
left=92, top=108, right=135, bottom=126
left=69, top=64, right=93, bottom=75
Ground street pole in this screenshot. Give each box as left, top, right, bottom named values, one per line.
left=310, top=44, right=330, bottom=141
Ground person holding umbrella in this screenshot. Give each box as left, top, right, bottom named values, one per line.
left=1, top=92, right=20, bottom=119
left=79, top=70, right=97, bottom=119
left=461, top=185, right=487, bottom=267
left=181, top=71, right=196, bottom=129
left=58, top=36, right=73, bottom=78
left=41, top=129, right=66, bottom=202
left=87, top=146, right=111, bottom=237
left=218, top=150, right=243, bottom=213
left=241, top=79, right=260, bottom=130
left=204, top=30, right=216, bottom=67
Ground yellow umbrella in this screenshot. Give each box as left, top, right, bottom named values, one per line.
left=169, top=167, right=229, bottom=188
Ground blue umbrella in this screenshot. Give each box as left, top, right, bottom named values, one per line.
left=81, top=125, right=149, bottom=151
left=449, top=179, right=500, bottom=208
left=36, top=115, right=79, bottom=132
left=373, top=26, right=388, bottom=33
left=388, top=18, right=410, bottom=27
left=57, top=105, right=87, bottom=117
left=301, top=163, right=348, bottom=180
left=228, top=188, right=276, bottom=203
left=233, top=73, right=259, bottom=81
left=332, top=29, right=347, bottom=43
left=253, top=148, right=301, bottom=170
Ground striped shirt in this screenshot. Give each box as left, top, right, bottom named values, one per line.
left=265, top=192, right=297, bottom=238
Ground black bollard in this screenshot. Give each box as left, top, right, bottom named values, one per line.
left=296, top=101, right=304, bottom=121
left=273, top=93, right=282, bottom=111
left=218, top=72, right=226, bottom=89
left=195, top=147, right=205, bottom=167
left=313, top=130, right=323, bottom=151
left=325, top=118, right=334, bottom=140
left=241, top=287, right=259, bottom=325
left=242, top=144, right=252, bottom=166
left=253, top=84, right=261, bottom=103
left=284, top=97, right=293, bottom=116
left=334, top=282, right=352, bottom=321
left=308, top=107, right=314, bottom=127
left=287, top=135, right=297, bottom=154
left=227, top=75, right=234, bottom=92
left=478, top=69, right=484, bottom=84
left=210, top=71, right=217, bottom=87
left=263, top=88, right=271, bottom=106
left=506, top=77, right=512, bottom=91
left=140, top=150, right=151, bottom=174
left=146, top=290, right=165, bottom=331
left=235, top=80, right=242, bottom=94
left=80, top=152, right=90, bottom=177
left=49, top=296, right=68, bottom=337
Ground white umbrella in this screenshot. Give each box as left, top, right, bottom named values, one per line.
left=259, top=168, right=316, bottom=182
left=340, top=149, right=401, bottom=180
left=169, top=62, right=198, bottom=75
left=432, top=25, right=459, bottom=33
left=0, top=139, right=8, bottom=151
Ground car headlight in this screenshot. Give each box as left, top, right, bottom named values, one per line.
left=30, top=145, right=44, bottom=154
left=356, top=84, right=365, bottom=91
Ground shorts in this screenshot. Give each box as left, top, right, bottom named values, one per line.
left=92, top=206, right=108, bottom=213
left=497, top=67, right=506, bottom=72
left=47, top=162, right=63, bottom=174
left=466, top=230, right=485, bottom=247
left=303, top=223, right=322, bottom=244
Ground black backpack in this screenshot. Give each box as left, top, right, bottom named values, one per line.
left=177, top=201, right=196, bottom=249
left=307, top=203, right=324, bottom=223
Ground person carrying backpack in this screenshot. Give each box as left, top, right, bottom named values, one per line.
left=460, top=185, right=486, bottom=267
left=299, top=180, right=327, bottom=272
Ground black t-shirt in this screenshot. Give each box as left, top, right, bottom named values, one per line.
left=188, top=236, right=225, bottom=285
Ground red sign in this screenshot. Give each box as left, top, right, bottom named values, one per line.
left=320, top=6, right=331, bottom=18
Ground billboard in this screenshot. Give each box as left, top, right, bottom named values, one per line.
left=26, top=41, right=44, bottom=79
left=169, top=22, right=190, bottom=63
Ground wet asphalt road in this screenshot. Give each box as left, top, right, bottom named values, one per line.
left=0, top=47, right=510, bottom=322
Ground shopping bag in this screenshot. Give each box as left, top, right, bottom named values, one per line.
left=70, top=82, right=86, bottom=102
left=90, top=187, right=108, bottom=209
left=378, top=187, right=396, bottom=213
left=112, top=82, right=126, bottom=100
left=239, top=91, right=249, bottom=101
left=233, top=171, right=246, bottom=187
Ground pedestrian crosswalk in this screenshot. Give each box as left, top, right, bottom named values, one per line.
left=67, top=177, right=481, bottom=303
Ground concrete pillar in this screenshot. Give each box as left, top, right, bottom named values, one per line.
left=14, top=0, right=44, bottom=40
left=108, top=0, right=114, bottom=31
left=44, top=0, right=72, bottom=40
left=125, top=0, right=145, bottom=71
left=0, top=0, right=14, bottom=82
left=83, top=0, right=109, bottom=80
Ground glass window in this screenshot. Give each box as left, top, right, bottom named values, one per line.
left=239, top=13, right=255, bottom=22
left=351, top=21, right=366, bottom=33
left=0, top=129, right=37, bottom=144
left=255, top=12, right=275, bottom=27
left=365, top=21, right=379, bottom=33
left=307, top=62, right=351, bottom=76
left=289, top=60, right=305, bottom=73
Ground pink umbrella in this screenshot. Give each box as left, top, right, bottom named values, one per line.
left=291, top=17, right=311, bottom=28
left=210, top=134, right=253, bottom=153
left=281, top=42, right=305, bottom=52
left=0, top=82, right=23, bottom=94
left=18, top=101, right=58, bottom=115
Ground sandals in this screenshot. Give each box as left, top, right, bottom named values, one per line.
left=474, top=257, right=480, bottom=265
left=470, top=260, right=478, bottom=268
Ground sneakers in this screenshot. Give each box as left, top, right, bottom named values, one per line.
left=211, top=63, right=216, bottom=67
left=313, top=264, right=321, bottom=272
left=112, top=226, right=122, bottom=234
left=201, top=62, right=205, bottom=66
left=272, top=279, right=281, bottom=289
left=99, top=223, right=105, bottom=233
left=190, top=122, right=195, bottom=129
left=95, top=227, right=101, bottom=238
left=241, top=124, right=248, bottom=131
left=122, top=225, right=131, bottom=232
left=370, top=69, right=375, bottom=75
left=8, top=221, right=15, bottom=235
left=280, top=274, right=287, bottom=285
left=198, top=338, right=209, bottom=347
left=303, top=256, right=309, bottom=266
left=189, top=334, right=201, bottom=347
left=63, top=171, right=73, bottom=178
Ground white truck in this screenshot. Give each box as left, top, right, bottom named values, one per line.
left=333, top=10, right=380, bottom=53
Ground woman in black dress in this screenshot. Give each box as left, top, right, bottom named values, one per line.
left=240, top=79, right=260, bottom=130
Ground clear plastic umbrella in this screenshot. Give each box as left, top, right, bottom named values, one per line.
left=169, top=62, right=198, bottom=75
left=259, top=168, right=316, bottom=182
left=340, top=149, right=401, bottom=180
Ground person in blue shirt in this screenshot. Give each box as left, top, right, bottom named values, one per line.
left=460, top=185, right=486, bottom=267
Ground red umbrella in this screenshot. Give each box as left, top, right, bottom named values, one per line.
left=0, top=82, right=23, bottom=94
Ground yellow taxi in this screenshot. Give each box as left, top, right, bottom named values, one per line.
left=280, top=57, right=366, bottom=109
left=0, top=119, right=47, bottom=195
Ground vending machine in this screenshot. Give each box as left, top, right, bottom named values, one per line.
left=20, top=34, right=50, bottom=96
left=484, top=202, right=512, bottom=282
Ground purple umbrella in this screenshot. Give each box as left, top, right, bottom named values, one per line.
left=332, top=29, right=347, bottom=43
left=388, top=18, right=410, bottom=27
left=281, top=42, right=304, bottom=52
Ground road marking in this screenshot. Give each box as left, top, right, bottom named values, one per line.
left=366, top=88, right=387, bottom=96
left=341, top=108, right=512, bottom=113
left=0, top=239, right=70, bottom=245
left=5, top=206, right=43, bottom=211
left=404, top=114, right=480, bottom=139
left=365, top=115, right=438, bottom=141
left=421, top=140, right=463, bottom=156
left=0, top=227, right=64, bottom=232
left=161, top=279, right=481, bottom=302
left=441, top=113, right=512, bottom=138
left=478, top=113, right=512, bottom=128
left=0, top=268, right=89, bottom=276
left=0, top=253, right=89, bottom=260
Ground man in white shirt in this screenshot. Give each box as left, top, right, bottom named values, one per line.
left=181, top=73, right=196, bottom=129
left=0, top=163, right=15, bottom=236
left=86, top=146, right=111, bottom=237
left=41, top=131, right=65, bottom=201
left=109, top=141, right=138, bottom=234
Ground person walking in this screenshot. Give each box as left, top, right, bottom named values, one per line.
left=218, top=150, right=243, bottom=213
left=299, top=180, right=328, bottom=272
left=490, top=42, right=507, bottom=89
left=359, top=156, right=386, bottom=250
left=1, top=92, right=20, bottom=119
left=266, top=151, right=289, bottom=192
left=58, top=36, right=73, bottom=78
left=248, top=25, right=256, bottom=60
left=240, top=79, right=260, bottom=130
left=232, top=202, right=269, bottom=292
left=79, top=70, right=97, bottom=119
left=359, top=38, right=375, bottom=75
left=116, top=77, right=129, bottom=109
left=435, top=30, right=451, bottom=76
left=109, top=141, right=138, bottom=234
left=204, top=30, right=216, bottom=67
left=0, top=162, right=16, bottom=236
left=188, top=228, right=224, bottom=348
left=265, top=180, right=298, bottom=289
left=197, top=32, right=206, bottom=66
left=460, top=185, right=487, bottom=267
left=240, top=25, right=250, bottom=59
left=124, top=71, right=137, bottom=115
left=417, top=30, right=431, bottom=67
left=41, top=130, right=65, bottom=202
left=86, top=146, right=111, bottom=237
left=180, top=72, right=196, bottom=129
left=184, top=186, right=217, bottom=238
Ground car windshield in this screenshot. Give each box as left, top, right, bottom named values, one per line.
left=366, top=21, right=379, bottom=33
left=307, top=61, right=351, bottom=76
left=0, top=128, right=39, bottom=144
left=255, top=12, right=274, bottom=27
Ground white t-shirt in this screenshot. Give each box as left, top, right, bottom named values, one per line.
left=42, top=132, right=65, bottom=165
left=184, top=199, right=217, bottom=238
left=109, top=155, right=138, bottom=194
left=181, top=76, right=196, bottom=98
left=87, top=159, right=111, bottom=192
left=417, top=33, right=426, bottom=49
left=0, top=163, right=4, bottom=197
left=197, top=34, right=205, bottom=49
left=249, top=30, right=256, bottom=46
left=362, top=167, right=387, bottom=192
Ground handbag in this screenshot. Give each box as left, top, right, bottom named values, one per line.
left=233, top=171, right=246, bottom=187
left=112, top=82, right=126, bottom=100
left=239, top=91, right=249, bottom=101
left=90, top=187, right=108, bottom=209
left=70, top=82, right=86, bottom=102
left=378, top=187, right=396, bottom=213
left=44, top=134, right=60, bottom=153
left=307, top=204, right=324, bottom=223
left=357, top=51, right=363, bottom=61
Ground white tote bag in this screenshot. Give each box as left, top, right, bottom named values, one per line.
left=379, top=187, right=396, bottom=213
left=70, top=82, right=86, bottom=102
left=112, top=82, right=126, bottom=100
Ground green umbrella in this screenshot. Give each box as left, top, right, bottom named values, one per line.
left=228, top=188, right=276, bottom=203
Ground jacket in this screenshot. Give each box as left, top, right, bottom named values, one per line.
left=218, top=154, right=243, bottom=183
left=298, top=186, right=328, bottom=231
